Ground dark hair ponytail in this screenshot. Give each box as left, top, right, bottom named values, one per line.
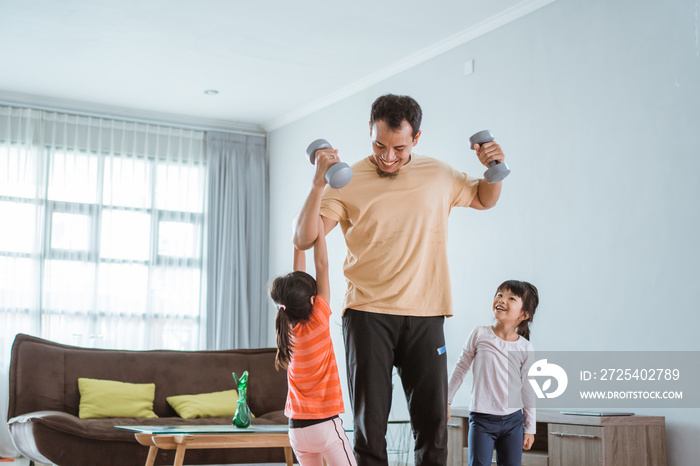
left=496, top=280, right=539, bottom=341
left=269, top=271, right=316, bottom=370
left=274, top=308, right=293, bottom=370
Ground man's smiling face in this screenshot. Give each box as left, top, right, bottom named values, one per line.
left=369, top=119, right=421, bottom=178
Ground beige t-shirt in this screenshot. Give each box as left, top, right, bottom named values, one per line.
left=320, top=153, right=479, bottom=317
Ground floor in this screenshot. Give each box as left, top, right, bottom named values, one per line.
left=3, top=461, right=289, bottom=466
left=4, top=459, right=412, bottom=466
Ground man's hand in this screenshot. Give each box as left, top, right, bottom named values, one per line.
left=469, top=140, right=505, bottom=210
left=523, top=433, right=534, bottom=450
left=313, top=148, right=341, bottom=188
left=473, top=141, right=505, bottom=168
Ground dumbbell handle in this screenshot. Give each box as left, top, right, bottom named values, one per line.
left=469, top=130, right=510, bottom=184
left=470, top=129, right=499, bottom=166
left=306, top=138, right=354, bottom=189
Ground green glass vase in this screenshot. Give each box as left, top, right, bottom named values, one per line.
left=232, top=371, right=251, bottom=428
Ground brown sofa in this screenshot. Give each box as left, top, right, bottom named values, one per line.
left=7, top=333, right=289, bottom=466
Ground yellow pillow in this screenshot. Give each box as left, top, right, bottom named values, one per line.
left=167, top=389, right=245, bottom=419
left=78, top=378, right=158, bottom=419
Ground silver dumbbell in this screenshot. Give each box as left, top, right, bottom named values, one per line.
left=469, top=130, right=510, bottom=184
left=306, top=139, right=354, bottom=189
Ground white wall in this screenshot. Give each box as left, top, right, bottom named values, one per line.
left=268, top=0, right=700, bottom=463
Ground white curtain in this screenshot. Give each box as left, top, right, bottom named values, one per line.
left=0, top=106, right=208, bottom=456
left=206, top=131, right=268, bottom=350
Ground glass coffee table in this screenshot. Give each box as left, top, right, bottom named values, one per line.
left=116, top=424, right=292, bottom=466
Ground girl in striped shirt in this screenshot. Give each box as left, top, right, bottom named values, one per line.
left=269, top=218, right=356, bottom=466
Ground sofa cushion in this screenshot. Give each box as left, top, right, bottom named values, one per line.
left=166, top=389, right=240, bottom=419
left=78, top=378, right=158, bottom=419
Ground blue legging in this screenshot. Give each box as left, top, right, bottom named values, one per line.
left=468, top=410, right=524, bottom=466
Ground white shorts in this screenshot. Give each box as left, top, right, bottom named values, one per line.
left=288, top=417, right=357, bottom=466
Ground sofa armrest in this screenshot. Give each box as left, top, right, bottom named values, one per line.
left=10, top=410, right=85, bottom=432
left=7, top=411, right=61, bottom=464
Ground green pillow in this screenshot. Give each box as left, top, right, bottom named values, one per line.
left=167, top=389, right=244, bottom=419
left=78, top=377, right=158, bottom=419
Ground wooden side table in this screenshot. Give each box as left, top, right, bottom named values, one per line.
left=447, top=408, right=667, bottom=466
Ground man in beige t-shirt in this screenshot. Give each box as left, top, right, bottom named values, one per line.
left=293, top=94, right=505, bottom=466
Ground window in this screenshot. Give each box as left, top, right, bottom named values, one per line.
left=0, top=108, right=206, bottom=352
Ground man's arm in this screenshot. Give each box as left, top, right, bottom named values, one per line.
left=470, top=179, right=502, bottom=210
left=292, top=148, right=341, bottom=250
left=469, top=141, right=505, bottom=210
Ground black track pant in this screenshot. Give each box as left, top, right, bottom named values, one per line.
left=342, top=309, right=448, bottom=466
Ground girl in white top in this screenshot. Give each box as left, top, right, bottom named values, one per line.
left=447, top=280, right=538, bottom=466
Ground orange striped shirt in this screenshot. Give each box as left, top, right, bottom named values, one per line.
left=284, top=295, right=344, bottom=419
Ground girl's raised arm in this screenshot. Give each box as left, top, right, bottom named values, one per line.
left=314, top=217, right=330, bottom=302
left=293, top=246, right=306, bottom=272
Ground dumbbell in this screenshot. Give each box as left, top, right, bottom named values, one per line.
left=469, top=130, right=510, bottom=184
left=306, top=139, right=354, bottom=189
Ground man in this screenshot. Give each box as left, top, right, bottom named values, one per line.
left=293, top=94, right=505, bottom=466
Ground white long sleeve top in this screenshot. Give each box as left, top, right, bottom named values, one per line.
left=448, top=325, right=536, bottom=434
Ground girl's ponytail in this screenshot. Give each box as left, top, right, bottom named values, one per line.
left=516, top=320, right=531, bottom=341
left=516, top=282, right=538, bottom=341
left=274, top=305, right=293, bottom=370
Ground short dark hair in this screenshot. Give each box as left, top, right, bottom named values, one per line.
left=370, top=94, right=422, bottom=138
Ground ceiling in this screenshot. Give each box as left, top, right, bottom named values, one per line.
left=0, top=0, right=552, bottom=132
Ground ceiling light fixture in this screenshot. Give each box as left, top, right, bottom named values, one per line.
left=204, top=90, right=219, bottom=95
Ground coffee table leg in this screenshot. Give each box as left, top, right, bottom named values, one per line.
left=145, top=445, right=158, bottom=466
left=173, top=443, right=187, bottom=466
left=284, top=446, right=294, bottom=466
